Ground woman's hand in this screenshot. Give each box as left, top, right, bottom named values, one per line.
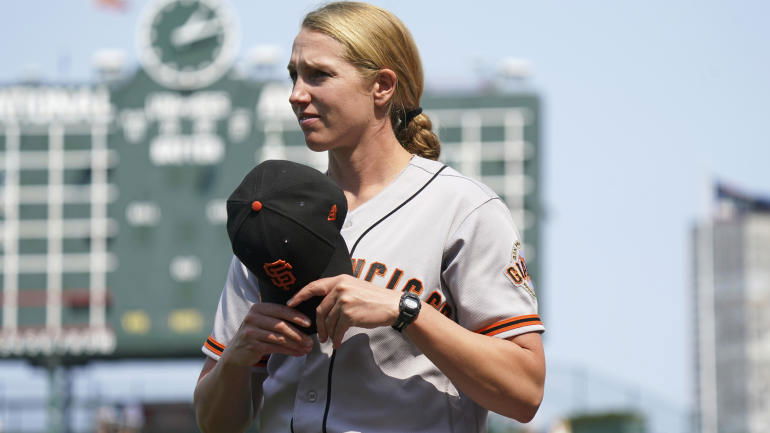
left=287, top=275, right=402, bottom=349
left=220, top=303, right=315, bottom=367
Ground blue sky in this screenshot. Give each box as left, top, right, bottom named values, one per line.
left=2, top=0, right=770, bottom=427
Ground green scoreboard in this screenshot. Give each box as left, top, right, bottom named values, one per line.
left=0, top=0, right=541, bottom=362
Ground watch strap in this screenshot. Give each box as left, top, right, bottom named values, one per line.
left=392, top=291, right=421, bottom=332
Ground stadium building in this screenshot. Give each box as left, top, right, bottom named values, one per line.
left=693, top=183, right=770, bottom=433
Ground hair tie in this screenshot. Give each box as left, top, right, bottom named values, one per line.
left=403, top=107, right=423, bottom=125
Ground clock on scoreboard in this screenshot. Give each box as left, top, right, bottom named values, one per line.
left=138, top=0, right=238, bottom=90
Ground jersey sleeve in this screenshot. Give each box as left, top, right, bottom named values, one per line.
left=441, top=198, right=544, bottom=339
left=201, top=255, right=269, bottom=370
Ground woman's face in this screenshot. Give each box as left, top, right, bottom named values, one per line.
left=288, top=28, right=376, bottom=152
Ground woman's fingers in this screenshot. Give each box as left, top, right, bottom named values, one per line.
left=324, top=301, right=342, bottom=346
left=239, top=303, right=314, bottom=353
left=223, top=302, right=316, bottom=366
left=328, top=303, right=350, bottom=349
left=291, top=275, right=403, bottom=348
left=251, top=302, right=311, bottom=329
left=251, top=327, right=312, bottom=355
left=287, top=277, right=337, bottom=307
left=314, top=289, right=340, bottom=342
left=248, top=303, right=312, bottom=345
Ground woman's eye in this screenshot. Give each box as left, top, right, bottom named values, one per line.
left=288, top=69, right=330, bottom=84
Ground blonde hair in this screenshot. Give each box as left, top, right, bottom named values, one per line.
left=302, top=2, right=440, bottom=160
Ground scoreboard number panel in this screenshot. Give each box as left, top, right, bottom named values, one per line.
left=0, top=86, right=116, bottom=358
left=108, top=86, right=263, bottom=358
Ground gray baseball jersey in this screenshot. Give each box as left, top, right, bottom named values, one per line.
left=202, top=156, right=544, bottom=433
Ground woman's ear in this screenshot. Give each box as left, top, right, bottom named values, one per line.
left=372, top=68, right=398, bottom=107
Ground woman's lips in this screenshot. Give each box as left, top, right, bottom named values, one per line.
left=298, top=114, right=320, bottom=127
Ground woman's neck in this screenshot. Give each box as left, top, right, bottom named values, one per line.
left=327, top=131, right=414, bottom=211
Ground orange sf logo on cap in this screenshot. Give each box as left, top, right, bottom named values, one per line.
left=263, top=260, right=297, bottom=291
left=327, top=204, right=338, bottom=221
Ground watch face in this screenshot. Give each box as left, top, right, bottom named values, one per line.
left=137, top=0, right=238, bottom=89
left=404, top=298, right=420, bottom=310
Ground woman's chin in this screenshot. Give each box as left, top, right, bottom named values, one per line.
left=304, top=139, right=333, bottom=153
left=302, top=133, right=336, bottom=153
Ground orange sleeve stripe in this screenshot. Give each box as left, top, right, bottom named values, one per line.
left=205, top=336, right=225, bottom=356
left=204, top=341, right=221, bottom=356
left=203, top=336, right=270, bottom=366
left=475, top=315, right=543, bottom=336
left=483, top=320, right=544, bottom=336
left=207, top=335, right=226, bottom=349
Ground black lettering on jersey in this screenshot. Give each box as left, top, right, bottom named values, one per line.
left=349, top=259, right=429, bottom=299
left=364, top=262, right=387, bottom=282
left=439, top=303, right=453, bottom=318
left=351, top=259, right=366, bottom=278
left=402, top=278, right=424, bottom=295
left=386, top=268, right=404, bottom=290
left=425, top=291, right=443, bottom=308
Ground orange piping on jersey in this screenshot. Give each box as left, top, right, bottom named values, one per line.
left=475, top=314, right=543, bottom=336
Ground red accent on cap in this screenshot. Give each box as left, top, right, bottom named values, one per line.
left=327, top=204, right=338, bottom=221
left=251, top=201, right=263, bottom=211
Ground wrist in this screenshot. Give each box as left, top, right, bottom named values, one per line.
left=392, top=291, right=422, bottom=332
left=221, top=347, right=263, bottom=369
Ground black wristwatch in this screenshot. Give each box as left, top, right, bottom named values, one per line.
left=392, top=291, right=422, bottom=332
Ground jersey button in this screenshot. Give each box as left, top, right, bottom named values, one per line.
left=307, top=391, right=318, bottom=402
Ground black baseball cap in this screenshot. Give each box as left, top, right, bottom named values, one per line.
left=226, top=160, right=352, bottom=334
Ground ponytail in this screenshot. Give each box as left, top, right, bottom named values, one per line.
left=394, top=111, right=440, bottom=160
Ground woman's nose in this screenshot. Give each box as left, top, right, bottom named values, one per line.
left=289, top=79, right=311, bottom=106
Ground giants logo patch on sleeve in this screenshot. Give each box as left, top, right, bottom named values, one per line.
left=504, top=241, right=536, bottom=298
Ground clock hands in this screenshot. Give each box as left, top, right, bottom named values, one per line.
left=171, top=6, right=222, bottom=48
left=140, top=0, right=236, bottom=89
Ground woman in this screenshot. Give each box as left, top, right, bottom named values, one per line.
left=194, top=3, right=545, bottom=433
